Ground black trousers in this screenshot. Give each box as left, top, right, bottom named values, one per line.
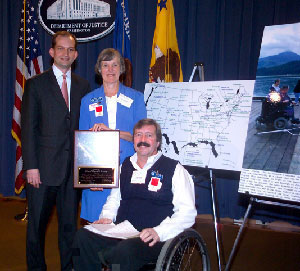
left=26, top=177, right=78, bottom=271
left=72, top=228, right=164, bottom=271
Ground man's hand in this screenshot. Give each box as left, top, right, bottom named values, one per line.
left=93, top=218, right=112, bottom=224
left=140, top=228, right=160, bottom=247
left=26, top=169, right=41, bottom=188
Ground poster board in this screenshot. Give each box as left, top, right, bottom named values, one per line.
left=144, top=80, right=255, bottom=171
left=238, top=22, right=300, bottom=203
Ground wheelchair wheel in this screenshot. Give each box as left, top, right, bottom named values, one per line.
left=155, top=229, right=210, bottom=271
left=273, top=117, right=288, bottom=130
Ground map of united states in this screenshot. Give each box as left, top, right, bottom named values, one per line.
left=144, top=81, right=254, bottom=171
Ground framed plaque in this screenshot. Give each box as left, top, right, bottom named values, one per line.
left=74, top=130, right=120, bottom=188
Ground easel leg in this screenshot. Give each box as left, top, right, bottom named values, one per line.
left=189, top=62, right=205, bottom=82
left=225, top=197, right=255, bottom=271
left=210, top=170, right=222, bottom=271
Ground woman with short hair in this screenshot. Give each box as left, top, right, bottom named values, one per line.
left=79, top=48, right=147, bottom=223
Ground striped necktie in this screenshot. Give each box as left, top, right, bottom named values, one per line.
left=61, top=73, right=69, bottom=108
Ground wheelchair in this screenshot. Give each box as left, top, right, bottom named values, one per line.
left=141, top=228, right=210, bottom=271
left=255, top=97, right=295, bottom=130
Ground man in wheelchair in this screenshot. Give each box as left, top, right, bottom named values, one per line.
left=257, top=85, right=300, bottom=130
left=278, top=85, right=300, bottom=123
left=72, top=118, right=197, bottom=271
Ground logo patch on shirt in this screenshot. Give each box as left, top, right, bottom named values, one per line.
left=148, top=171, right=163, bottom=192
left=90, top=97, right=103, bottom=103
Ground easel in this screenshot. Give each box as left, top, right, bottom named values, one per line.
left=225, top=196, right=300, bottom=271
left=189, top=62, right=205, bottom=82
left=189, top=62, right=223, bottom=271
left=209, top=170, right=222, bottom=271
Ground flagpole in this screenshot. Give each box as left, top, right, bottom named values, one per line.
left=166, top=0, right=170, bottom=82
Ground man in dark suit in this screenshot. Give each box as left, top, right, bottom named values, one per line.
left=21, top=31, right=90, bottom=271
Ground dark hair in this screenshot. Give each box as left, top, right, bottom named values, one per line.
left=280, top=85, right=289, bottom=90
left=51, top=31, right=77, bottom=50
left=133, top=118, right=162, bottom=148
left=95, top=48, right=125, bottom=76
left=275, top=79, right=280, bottom=84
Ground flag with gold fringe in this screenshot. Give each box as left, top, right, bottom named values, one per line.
left=113, top=0, right=133, bottom=87
left=113, top=0, right=131, bottom=61
left=149, top=0, right=183, bottom=83
left=12, top=0, right=43, bottom=194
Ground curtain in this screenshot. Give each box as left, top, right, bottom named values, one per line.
left=1, top=0, right=300, bottom=223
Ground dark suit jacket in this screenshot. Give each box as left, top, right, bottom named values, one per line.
left=21, top=68, right=90, bottom=186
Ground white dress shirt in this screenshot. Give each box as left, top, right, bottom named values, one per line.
left=100, top=151, right=197, bottom=242
left=106, top=94, right=117, bottom=129
left=52, top=65, right=71, bottom=109
left=272, top=84, right=280, bottom=92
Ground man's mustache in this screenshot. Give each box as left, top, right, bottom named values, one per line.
left=137, top=142, right=150, bottom=147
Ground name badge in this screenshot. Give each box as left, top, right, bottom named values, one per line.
left=117, top=93, right=133, bottom=108
left=148, top=177, right=162, bottom=192
left=95, top=105, right=103, bottom=117
left=131, top=170, right=146, bottom=184
left=148, top=170, right=163, bottom=192
left=89, top=102, right=98, bottom=111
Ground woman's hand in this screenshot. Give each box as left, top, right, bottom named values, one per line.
left=90, top=187, right=104, bottom=191
left=90, top=123, right=133, bottom=142
left=90, top=122, right=134, bottom=143
left=93, top=218, right=112, bottom=224
left=90, top=123, right=111, bottom=131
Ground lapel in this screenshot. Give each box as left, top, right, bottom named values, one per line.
left=70, top=72, right=77, bottom=113
left=70, top=72, right=83, bottom=121
left=116, top=84, right=127, bottom=129
left=47, top=68, right=69, bottom=113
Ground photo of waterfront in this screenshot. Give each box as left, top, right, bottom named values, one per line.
left=242, top=22, right=300, bottom=176
left=254, top=75, right=300, bottom=98
left=253, top=23, right=300, bottom=98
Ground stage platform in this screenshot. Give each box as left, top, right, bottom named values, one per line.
left=1, top=197, right=299, bottom=270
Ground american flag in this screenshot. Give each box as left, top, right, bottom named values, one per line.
left=12, top=0, right=43, bottom=194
